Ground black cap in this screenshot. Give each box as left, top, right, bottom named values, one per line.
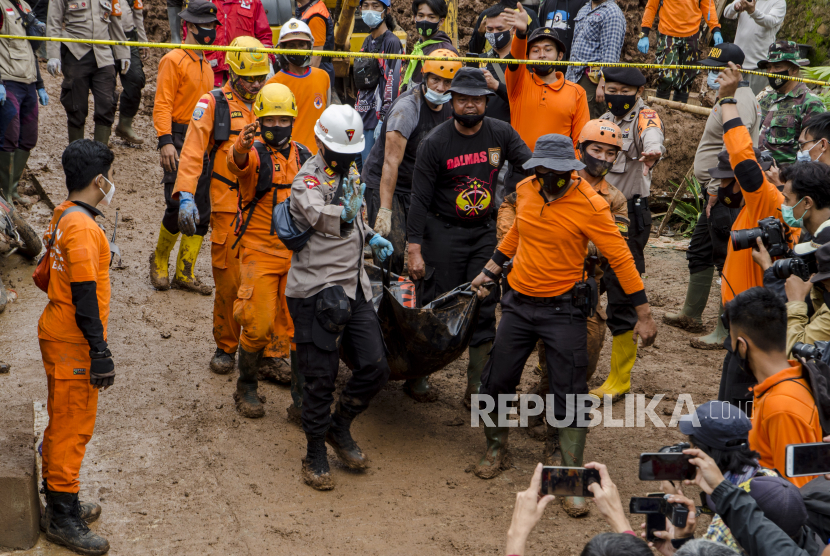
left=601, top=67, right=646, bottom=87
left=708, top=148, right=773, bottom=179
left=527, top=27, right=566, bottom=53
left=746, top=477, right=809, bottom=539
left=678, top=401, right=751, bottom=450
left=311, top=287, right=352, bottom=351
left=448, top=67, right=494, bottom=97
left=811, top=242, right=830, bottom=283
left=179, top=0, right=219, bottom=24
left=699, top=42, right=745, bottom=68
left=522, top=133, right=585, bottom=173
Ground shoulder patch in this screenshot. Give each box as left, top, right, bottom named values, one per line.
left=303, top=176, right=320, bottom=189
left=637, top=108, right=662, bottom=135
left=225, top=92, right=234, bottom=100
left=230, top=111, right=243, bottom=118
left=323, top=166, right=335, bottom=177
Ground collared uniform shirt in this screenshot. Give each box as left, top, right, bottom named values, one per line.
left=759, top=82, right=826, bottom=166
left=153, top=49, right=213, bottom=141
left=564, top=0, right=626, bottom=83
left=0, top=0, right=38, bottom=84
left=119, top=0, right=147, bottom=40
left=641, top=0, right=720, bottom=37
left=47, top=0, right=130, bottom=67
left=286, top=154, right=374, bottom=301
left=600, top=97, right=666, bottom=200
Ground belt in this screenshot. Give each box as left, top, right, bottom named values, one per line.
left=432, top=212, right=491, bottom=229
left=514, top=291, right=572, bottom=305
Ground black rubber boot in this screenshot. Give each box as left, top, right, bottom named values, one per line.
left=655, top=88, right=671, bottom=100
left=325, top=407, right=368, bottom=469
left=43, top=489, right=110, bottom=555
left=302, top=434, right=334, bottom=490
left=233, top=348, right=265, bottom=418
left=209, top=347, right=235, bottom=375
left=41, top=481, right=100, bottom=531
left=673, top=91, right=690, bottom=104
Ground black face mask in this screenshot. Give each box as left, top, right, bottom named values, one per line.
left=280, top=53, right=311, bottom=69
left=192, top=25, right=216, bottom=46
left=322, top=148, right=357, bottom=176
left=532, top=64, right=555, bottom=76
left=538, top=171, right=571, bottom=194
left=605, top=93, right=637, bottom=117
left=261, top=124, right=292, bottom=150
left=768, top=69, right=791, bottom=90
left=416, top=20, right=440, bottom=38
left=485, top=30, right=511, bottom=50
left=717, top=181, right=744, bottom=207
left=581, top=150, right=614, bottom=178
left=452, top=110, right=485, bottom=128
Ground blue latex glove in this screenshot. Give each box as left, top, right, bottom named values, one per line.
left=0, top=85, right=6, bottom=105
left=340, top=175, right=366, bottom=223
left=369, top=234, right=394, bottom=262
left=37, top=88, right=48, bottom=106
left=637, top=36, right=650, bottom=54
left=178, top=191, right=199, bottom=236
left=713, top=31, right=723, bottom=46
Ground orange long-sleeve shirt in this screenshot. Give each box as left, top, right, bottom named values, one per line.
left=720, top=118, right=794, bottom=305
left=226, top=137, right=304, bottom=258
left=266, top=68, right=330, bottom=155
left=172, top=83, right=256, bottom=214
left=153, top=49, right=213, bottom=140
left=506, top=35, right=590, bottom=152
left=749, top=363, right=823, bottom=487
left=641, top=0, right=720, bottom=37
left=495, top=174, right=646, bottom=303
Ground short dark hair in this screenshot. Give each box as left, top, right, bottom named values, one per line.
left=781, top=161, right=830, bottom=210
left=61, top=139, right=115, bottom=193
left=675, top=539, right=740, bottom=556
left=803, top=112, right=830, bottom=144
left=724, top=287, right=787, bottom=353
left=580, top=533, right=652, bottom=556
left=689, top=435, right=761, bottom=475
left=411, top=0, right=447, bottom=18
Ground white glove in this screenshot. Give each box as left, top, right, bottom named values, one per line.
left=120, top=59, right=130, bottom=74
left=47, top=58, right=61, bottom=77
left=374, top=207, right=392, bottom=237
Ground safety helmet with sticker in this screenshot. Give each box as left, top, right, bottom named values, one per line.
left=578, top=119, right=624, bottom=149
left=226, top=36, right=270, bottom=76
left=254, top=83, right=298, bottom=118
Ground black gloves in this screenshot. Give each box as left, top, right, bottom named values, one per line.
left=89, top=348, right=115, bottom=388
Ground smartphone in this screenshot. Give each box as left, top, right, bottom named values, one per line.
left=465, top=53, right=480, bottom=68
left=540, top=466, right=600, bottom=497
left=786, top=442, right=830, bottom=477
left=629, top=496, right=661, bottom=513
left=639, top=453, right=696, bottom=481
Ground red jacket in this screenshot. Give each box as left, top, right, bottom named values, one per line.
left=184, top=0, right=274, bottom=86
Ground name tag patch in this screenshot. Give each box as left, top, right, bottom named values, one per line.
left=73, top=368, right=87, bottom=375
left=230, top=111, right=243, bottom=118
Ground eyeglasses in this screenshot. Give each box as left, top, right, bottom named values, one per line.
left=238, top=74, right=267, bottom=84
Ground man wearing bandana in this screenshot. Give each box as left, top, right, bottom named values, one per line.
left=757, top=40, right=826, bottom=167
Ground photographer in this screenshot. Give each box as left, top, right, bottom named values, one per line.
left=795, top=113, right=830, bottom=166
left=685, top=448, right=827, bottom=556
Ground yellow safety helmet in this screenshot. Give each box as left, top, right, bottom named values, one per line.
left=226, top=36, right=270, bottom=77
left=254, top=83, right=298, bottom=118
left=422, top=49, right=461, bottom=79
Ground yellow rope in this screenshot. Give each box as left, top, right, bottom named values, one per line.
left=7, top=34, right=829, bottom=86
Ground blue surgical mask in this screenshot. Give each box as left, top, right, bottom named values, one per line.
left=797, top=141, right=819, bottom=163
left=362, top=9, right=384, bottom=29
left=707, top=71, right=720, bottom=90
left=424, top=85, right=451, bottom=105
left=782, top=197, right=808, bottom=228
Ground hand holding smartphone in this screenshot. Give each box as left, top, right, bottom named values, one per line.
left=540, top=466, right=600, bottom=497
left=639, top=453, right=696, bottom=481
left=786, top=442, right=830, bottom=477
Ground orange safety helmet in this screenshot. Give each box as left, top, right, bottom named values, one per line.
left=578, top=119, right=624, bottom=149
left=421, top=49, right=462, bottom=79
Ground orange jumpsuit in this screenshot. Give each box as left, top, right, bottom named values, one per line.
left=266, top=68, right=330, bottom=155
left=226, top=136, right=302, bottom=356
left=38, top=201, right=111, bottom=493
left=173, top=82, right=254, bottom=356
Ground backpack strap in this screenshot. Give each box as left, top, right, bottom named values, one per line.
left=232, top=143, right=277, bottom=249
left=47, top=205, right=93, bottom=248
left=211, top=89, right=231, bottom=143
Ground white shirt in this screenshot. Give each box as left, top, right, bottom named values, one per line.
left=723, top=0, right=787, bottom=70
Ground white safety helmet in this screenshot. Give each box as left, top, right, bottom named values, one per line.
left=314, top=105, right=365, bottom=154
left=279, top=18, right=313, bottom=44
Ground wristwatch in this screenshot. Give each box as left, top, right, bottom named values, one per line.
left=718, top=97, right=738, bottom=106
left=638, top=32, right=645, bottom=39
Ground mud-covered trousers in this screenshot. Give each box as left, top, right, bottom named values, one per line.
left=655, top=33, right=700, bottom=96
left=366, top=187, right=409, bottom=275
left=0, top=81, right=38, bottom=152
left=160, top=124, right=211, bottom=236
left=481, top=290, right=592, bottom=423
left=59, top=45, right=116, bottom=128
left=114, top=29, right=146, bottom=119
left=287, top=286, right=390, bottom=437
left=40, top=339, right=99, bottom=493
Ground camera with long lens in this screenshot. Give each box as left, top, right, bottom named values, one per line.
left=730, top=217, right=789, bottom=257
left=772, top=251, right=817, bottom=282
left=792, top=341, right=830, bottom=363
left=659, top=442, right=690, bottom=454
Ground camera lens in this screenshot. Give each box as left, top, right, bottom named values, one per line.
left=772, top=259, right=794, bottom=280
left=792, top=342, right=819, bottom=361
left=730, top=227, right=762, bottom=251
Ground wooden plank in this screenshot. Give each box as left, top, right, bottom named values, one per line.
left=656, top=165, right=696, bottom=237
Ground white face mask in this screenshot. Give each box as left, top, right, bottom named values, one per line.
left=796, top=141, right=820, bottom=163
left=99, top=175, right=115, bottom=206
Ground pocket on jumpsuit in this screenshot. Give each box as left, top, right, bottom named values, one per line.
left=211, top=230, right=229, bottom=269
left=233, top=284, right=254, bottom=328
left=60, top=78, right=78, bottom=113
left=52, top=356, right=93, bottom=415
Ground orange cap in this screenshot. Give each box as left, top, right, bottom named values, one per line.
left=422, top=49, right=462, bottom=79
left=578, top=119, right=624, bottom=149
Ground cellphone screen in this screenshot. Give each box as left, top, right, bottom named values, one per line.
left=541, top=467, right=599, bottom=497
left=629, top=497, right=662, bottom=513
left=639, top=453, right=696, bottom=481
left=789, top=443, right=830, bottom=477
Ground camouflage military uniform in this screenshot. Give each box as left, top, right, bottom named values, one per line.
left=655, top=34, right=700, bottom=99
left=757, top=40, right=826, bottom=166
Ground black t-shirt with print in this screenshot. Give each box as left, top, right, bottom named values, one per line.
left=408, top=117, right=531, bottom=242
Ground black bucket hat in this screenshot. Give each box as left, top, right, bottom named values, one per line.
left=179, top=0, right=220, bottom=24
left=708, top=148, right=773, bottom=179
left=522, top=133, right=585, bottom=173
left=448, top=67, right=494, bottom=97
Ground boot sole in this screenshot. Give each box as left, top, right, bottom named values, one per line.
left=44, top=531, right=110, bottom=556
left=209, top=359, right=234, bottom=375
left=661, top=314, right=705, bottom=333
left=233, top=391, right=265, bottom=419
left=115, top=129, right=144, bottom=145
left=473, top=449, right=512, bottom=479
left=325, top=437, right=369, bottom=470
left=689, top=339, right=725, bottom=350
left=302, top=459, right=335, bottom=490
left=402, top=384, right=438, bottom=403
left=171, top=279, right=213, bottom=296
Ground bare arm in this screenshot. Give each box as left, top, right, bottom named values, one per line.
left=379, top=131, right=406, bottom=210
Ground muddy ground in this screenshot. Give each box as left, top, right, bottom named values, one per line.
left=0, top=54, right=728, bottom=554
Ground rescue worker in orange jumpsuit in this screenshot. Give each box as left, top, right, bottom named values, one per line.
left=149, top=0, right=218, bottom=294
left=173, top=36, right=269, bottom=378
left=226, top=83, right=312, bottom=417
left=296, top=0, right=335, bottom=86
left=39, top=139, right=116, bottom=555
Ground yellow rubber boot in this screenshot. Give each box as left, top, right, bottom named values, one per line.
left=149, top=224, right=179, bottom=291
left=589, top=330, right=636, bottom=403
left=172, top=234, right=213, bottom=295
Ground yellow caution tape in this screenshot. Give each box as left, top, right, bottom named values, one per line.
left=6, top=34, right=830, bottom=87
